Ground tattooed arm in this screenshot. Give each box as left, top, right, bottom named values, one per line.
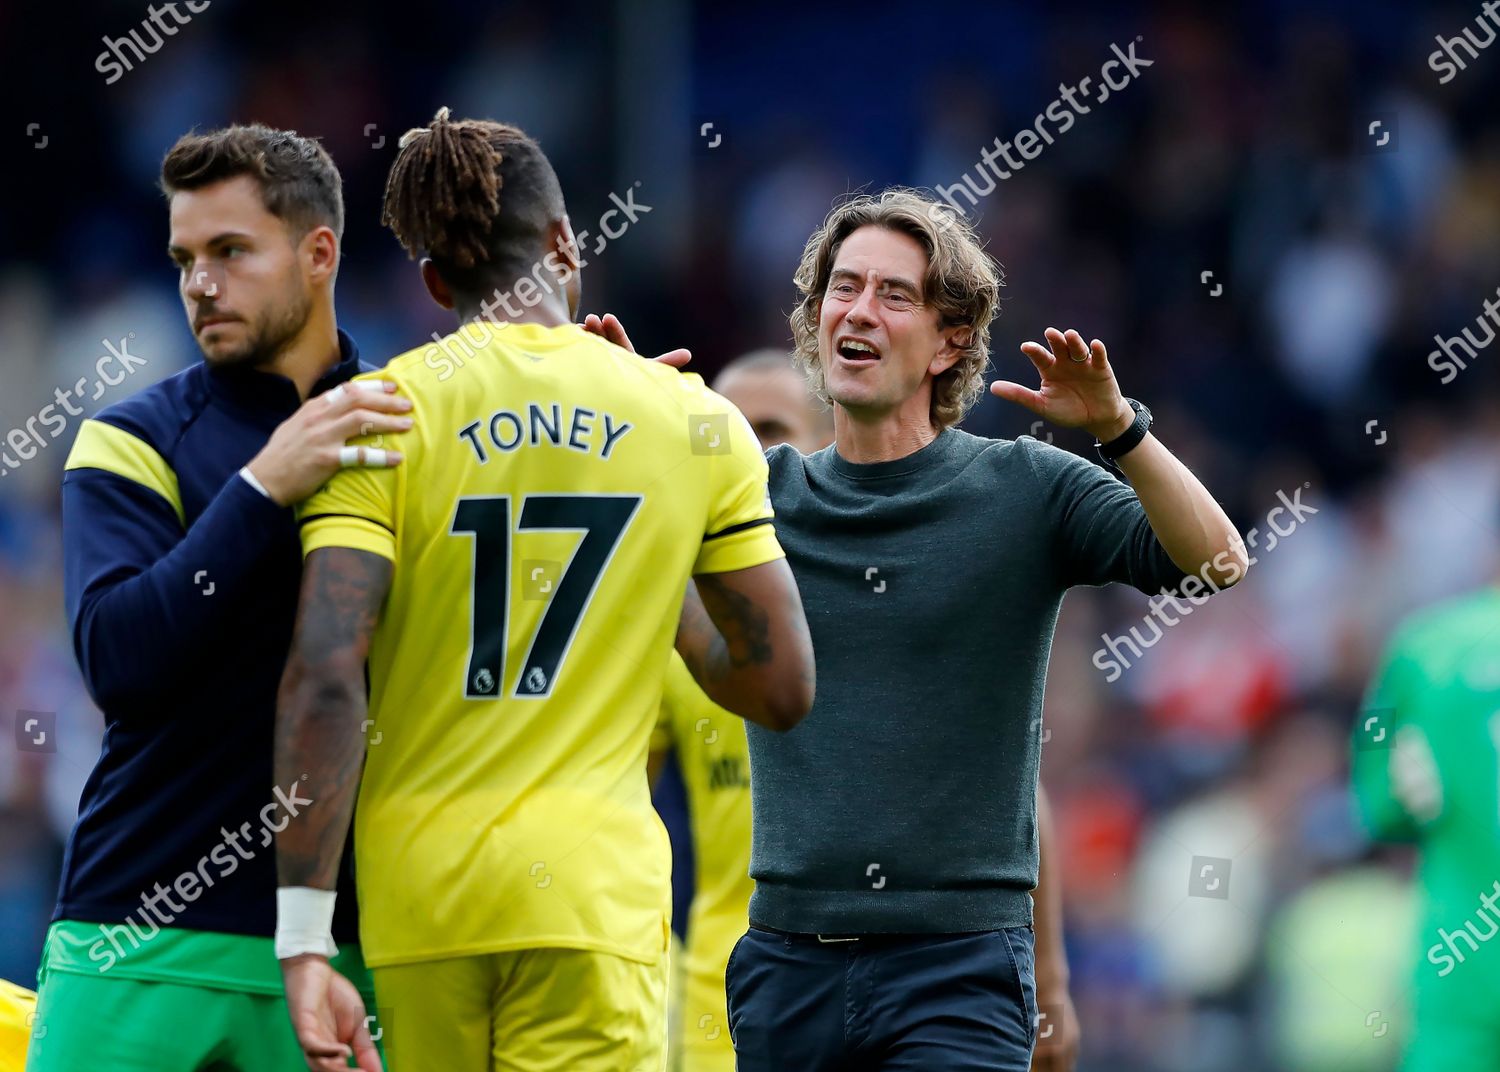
left=276, top=547, right=391, bottom=889
left=275, top=547, right=389, bottom=1072
left=675, top=560, right=814, bottom=731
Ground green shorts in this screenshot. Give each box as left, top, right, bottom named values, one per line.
left=1405, top=1014, right=1500, bottom=1072
left=25, top=921, right=380, bottom=1071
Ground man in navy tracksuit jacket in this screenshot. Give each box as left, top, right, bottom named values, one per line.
left=26, top=125, right=410, bottom=1072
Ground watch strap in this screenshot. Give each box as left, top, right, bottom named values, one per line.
left=1095, top=399, right=1151, bottom=469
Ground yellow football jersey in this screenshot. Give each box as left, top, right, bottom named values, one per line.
left=301, top=321, right=783, bottom=969
left=655, top=652, right=753, bottom=1064
left=0, top=979, right=36, bottom=1072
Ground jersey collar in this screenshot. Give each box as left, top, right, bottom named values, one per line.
left=204, top=329, right=363, bottom=416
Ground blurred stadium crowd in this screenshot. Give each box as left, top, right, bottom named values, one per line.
left=3, top=2, right=1498, bottom=1069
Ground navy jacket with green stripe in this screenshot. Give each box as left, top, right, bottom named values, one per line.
left=57, top=330, right=368, bottom=941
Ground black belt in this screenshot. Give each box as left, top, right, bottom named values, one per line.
left=750, top=922, right=977, bottom=945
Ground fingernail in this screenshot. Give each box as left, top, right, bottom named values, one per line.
left=399, top=417, right=414, bottom=428
left=397, top=399, right=413, bottom=411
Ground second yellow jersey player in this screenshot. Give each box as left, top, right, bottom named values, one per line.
left=655, top=653, right=754, bottom=1072
left=0, top=980, right=36, bottom=1072
left=649, top=347, right=834, bottom=1072
left=299, top=320, right=784, bottom=1070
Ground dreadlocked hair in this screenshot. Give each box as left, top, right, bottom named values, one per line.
left=381, top=108, right=565, bottom=299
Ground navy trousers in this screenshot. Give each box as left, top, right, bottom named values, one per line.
left=725, top=924, right=1037, bottom=1071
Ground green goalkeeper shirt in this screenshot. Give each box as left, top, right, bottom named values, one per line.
left=1353, top=585, right=1500, bottom=1022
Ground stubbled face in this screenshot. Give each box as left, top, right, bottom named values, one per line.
left=816, top=225, right=958, bottom=420
left=168, top=174, right=316, bottom=369
left=716, top=366, right=827, bottom=452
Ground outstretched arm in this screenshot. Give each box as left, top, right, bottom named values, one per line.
left=992, top=328, right=1248, bottom=588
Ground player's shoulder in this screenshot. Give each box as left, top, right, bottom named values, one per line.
left=938, top=427, right=1023, bottom=467
left=370, top=322, right=668, bottom=387
left=356, top=343, right=429, bottom=384
left=1000, top=431, right=1078, bottom=471
left=346, top=336, right=474, bottom=418
left=768, top=441, right=852, bottom=501
left=614, top=363, right=761, bottom=453
left=995, top=432, right=1123, bottom=495
left=360, top=321, right=517, bottom=383
left=85, top=362, right=208, bottom=459
left=1391, top=588, right=1500, bottom=653
left=602, top=349, right=726, bottom=410
left=765, top=441, right=804, bottom=480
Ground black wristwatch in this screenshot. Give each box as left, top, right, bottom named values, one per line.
left=1094, top=398, right=1152, bottom=472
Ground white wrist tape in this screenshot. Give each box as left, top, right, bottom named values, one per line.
left=275, top=887, right=339, bottom=960
left=238, top=466, right=273, bottom=500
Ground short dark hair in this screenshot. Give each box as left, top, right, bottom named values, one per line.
left=381, top=108, right=566, bottom=300
left=159, top=124, right=344, bottom=240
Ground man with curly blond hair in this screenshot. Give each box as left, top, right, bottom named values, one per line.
left=715, top=188, right=1249, bottom=1071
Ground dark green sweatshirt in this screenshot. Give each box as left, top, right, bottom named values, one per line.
left=749, top=429, right=1192, bottom=934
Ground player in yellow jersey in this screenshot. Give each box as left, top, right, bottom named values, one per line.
left=269, top=110, right=815, bottom=1072
left=0, top=980, right=36, bottom=1072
